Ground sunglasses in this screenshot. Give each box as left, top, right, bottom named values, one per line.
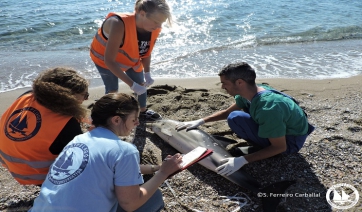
left=84, top=92, right=89, bottom=100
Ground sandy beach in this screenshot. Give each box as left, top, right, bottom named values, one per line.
left=1, top=76, right=361, bottom=211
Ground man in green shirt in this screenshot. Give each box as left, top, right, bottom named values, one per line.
left=176, top=62, right=314, bottom=176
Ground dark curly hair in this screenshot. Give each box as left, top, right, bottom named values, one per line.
left=32, top=67, right=89, bottom=121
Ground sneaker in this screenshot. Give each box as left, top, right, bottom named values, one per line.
left=140, top=109, right=162, bottom=121
left=238, top=146, right=262, bottom=155
left=230, top=146, right=262, bottom=156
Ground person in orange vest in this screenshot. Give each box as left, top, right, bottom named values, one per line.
left=0, top=67, right=89, bottom=185
left=90, top=0, right=172, bottom=121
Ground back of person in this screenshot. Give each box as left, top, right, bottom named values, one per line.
left=0, top=93, right=72, bottom=185
left=235, top=84, right=309, bottom=137
left=0, top=67, right=88, bottom=185
left=29, top=128, right=140, bottom=212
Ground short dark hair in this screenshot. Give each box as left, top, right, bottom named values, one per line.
left=89, top=93, right=139, bottom=127
left=218, top=62, right=256, bottom=85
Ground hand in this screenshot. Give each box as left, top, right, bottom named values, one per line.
left=130, top=82, right=147, bottom=95
left=175, top=119, right=205, bottom=131
left=215, top=156, right=248, bottom=176
left=144, top=72, right=154, bottom=87
left=159, top=154, right=183, bottom=176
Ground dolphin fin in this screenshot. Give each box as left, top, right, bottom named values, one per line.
left=211, top=135, right=238, bottom=148
left=259, top=180, right=296, bottom=212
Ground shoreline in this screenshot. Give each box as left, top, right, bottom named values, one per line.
left=1, top=75, right=362, bottom=115
left=1, top=39, right=362, bottom=92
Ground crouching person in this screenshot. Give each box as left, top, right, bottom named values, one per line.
left=30, top=93, right=182, bottom=212
left=0, top=67, right=89, bottom=186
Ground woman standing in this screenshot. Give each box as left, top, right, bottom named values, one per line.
left=30, top=93, right=182, bottom=212
left=90, top=0, right=172, bottom=121
left=0, top=67, right=89, bottom=185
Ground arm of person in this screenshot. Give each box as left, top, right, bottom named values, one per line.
left=140, top=164, right=160, bottom=175
left=115, top=154, right=182, bottom=211
left=216, top=136, right=287, bottom=176
left=49, top=118, right=83, bottom=155
left=203, top=103, right=241, bottom=123
left=244, top=136, right=287, bottom=163
left=176, top=103, right=241, bottom=131
left=103, top=17, right=134, bottom=87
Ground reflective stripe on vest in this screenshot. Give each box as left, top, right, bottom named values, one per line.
left=10, top=171, right=47, bottom=181
left=90, top=48, right=141, bottom=71
left=94, top=33, right=139, bottom=64
left=0, top=156, right=7, bottom=167
left=90, top=12, right=160, bottom=73
left=0, top=149, right=54, bottom=169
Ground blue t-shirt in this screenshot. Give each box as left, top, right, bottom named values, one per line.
left=30, top=127, right=143, bottom=212
left=235, top=85, right=308, bottom=138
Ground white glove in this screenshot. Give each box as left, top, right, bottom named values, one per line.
left=130, top=82, right=147, bottom=95
left=144, top=72, right=154, bottom=87
left=175, top=119, right=205, bottom=131
left=215, top=156, right=248, bottom=176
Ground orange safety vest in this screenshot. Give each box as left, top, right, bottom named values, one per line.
left=90, top=12, right=161, bottom=72
left=0, top=93, right=72, bottom=185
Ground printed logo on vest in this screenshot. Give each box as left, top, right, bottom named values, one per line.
left=4, top=107, right=41, bottom=141
left=48, top=143, right=89, bottom=185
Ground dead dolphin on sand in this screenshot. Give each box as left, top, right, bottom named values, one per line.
left=146, top=119, right=295, bottom=212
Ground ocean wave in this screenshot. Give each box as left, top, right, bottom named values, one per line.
left=257, top=26, right=362, bottom=46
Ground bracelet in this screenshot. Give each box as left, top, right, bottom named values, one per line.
left=151, top=165, right=155, bottom=173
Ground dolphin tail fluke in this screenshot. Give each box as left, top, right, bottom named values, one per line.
left=227, top=168, right=262, bottom=192
left=259, top=180, right=296, bottom=212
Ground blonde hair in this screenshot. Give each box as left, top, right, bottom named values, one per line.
left=135, top=0, right=172, bottom=26
left=32, top=67, right=88, bottom=121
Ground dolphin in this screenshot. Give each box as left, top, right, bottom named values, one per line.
left=146, top=119, right=295, bottom=212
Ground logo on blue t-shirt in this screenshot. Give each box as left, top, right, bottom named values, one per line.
left=48, top=143, right=89, bottom=185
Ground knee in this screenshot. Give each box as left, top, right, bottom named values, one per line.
left=150, top=189, right=164, bottom=212
left=227, top=111, right=248, bottom=129
left=227, top=111, right=239, bottom=122
left=154, top=189, right=163, bottom=200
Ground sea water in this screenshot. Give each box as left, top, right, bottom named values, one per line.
left=0, top=0, right=361, bottom=92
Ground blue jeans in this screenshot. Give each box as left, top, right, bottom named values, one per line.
left=95, top=64, right=147, bottom=108
left=117, top=189, right=164, bottom=212
left=227, top=111, right=315, bottom=154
